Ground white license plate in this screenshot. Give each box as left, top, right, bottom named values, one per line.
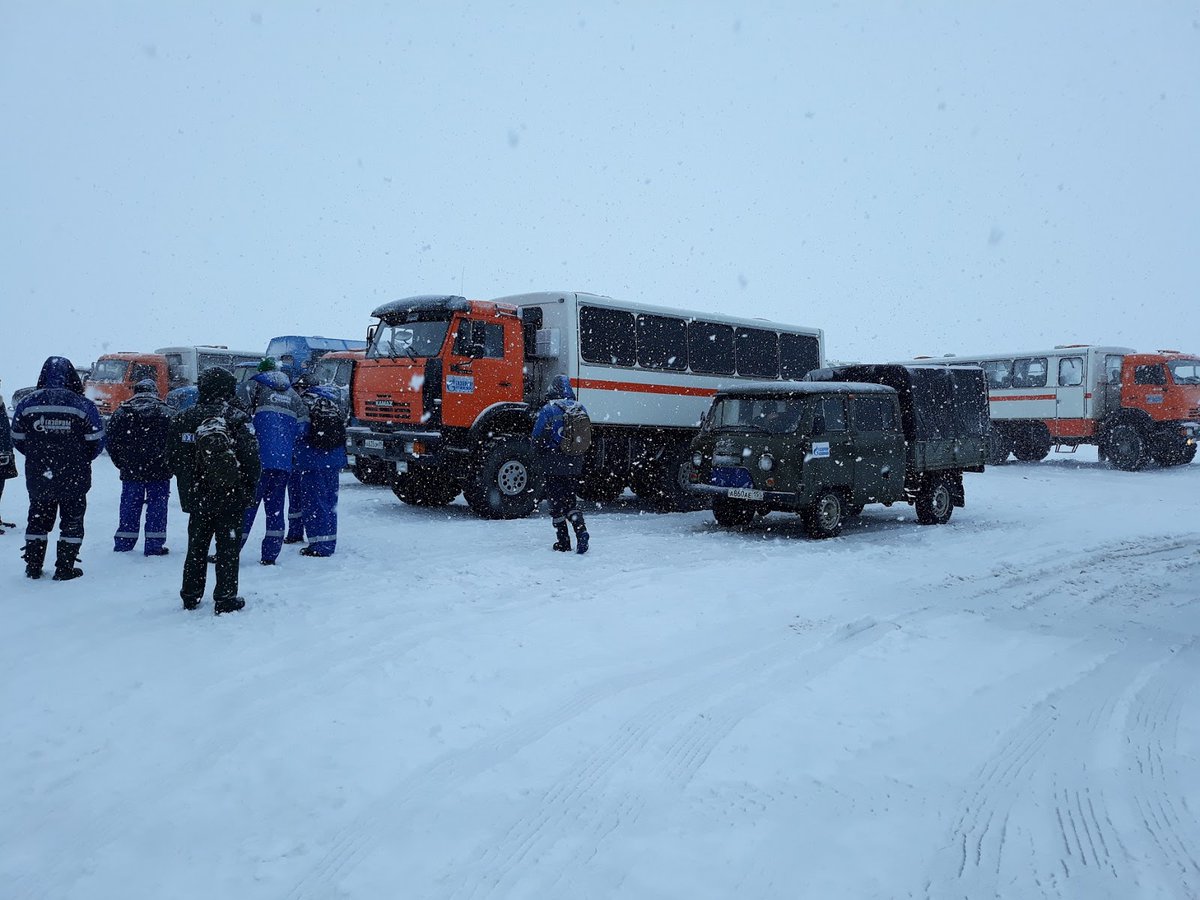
left=727, top=487, right=764, bottom=501
left=395, top=461, right=408, bottom=474
left=364, top=439, right=385, bottom=450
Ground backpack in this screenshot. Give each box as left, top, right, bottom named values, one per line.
left=304, top=393, right=346, bottom=451
left=558, top=402, right=592, bottom=455
left=194, top=415, right=241, bottom=490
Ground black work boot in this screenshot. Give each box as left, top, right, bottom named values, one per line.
left=568, top=512, right=589, bottom=555
left=552, top=523, right=572, bottom=552
left=214, top=596, right=246, bottom=615
left=52, top=540, right=83, bottom=581
left=23, top=540, right=47, bottom=579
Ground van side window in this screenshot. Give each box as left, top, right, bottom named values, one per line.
left=982, top=360, right=1013, bottom=389
left=636, top=314, right=688, bottom=371
left=1058, top=357, right=1083, bottom=387
left=853, top=396, right=898, bottom=432
left=821, top=397, right=847, bottom=432
left=580, top=306, right=636, bottom=367
left=779, top=333, right=821, bottom=379
left=735, top=328, right=779, bottom=378
left=1134, top=364, right=1166, bottom=386
left=1012, top=357, right=1048, bottom=389
left=688, top=321, right=735, bottom=375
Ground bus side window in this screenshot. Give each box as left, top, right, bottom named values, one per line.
left=1058, top=357, right=1083, bottom=387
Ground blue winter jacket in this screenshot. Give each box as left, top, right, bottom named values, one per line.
left=245, top=371, right=309, bottom=471
left=12, top=356, right=105, bottom=492
left=0, top=396, right=16, bottom=480
left=294, top=385, right=348, bottom=471
left=532, top=375, right=586, bottom=479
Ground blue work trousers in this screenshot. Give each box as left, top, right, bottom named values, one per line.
left=297, top=468, right=339, bottom=556
left=285, top=469, right=304, bottom=542
left=114, top=479, right=170, bottom=553
left=242, top=468, right=290, bottom=563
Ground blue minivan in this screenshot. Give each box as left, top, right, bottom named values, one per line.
left=264, top=336, right=367, bottom=379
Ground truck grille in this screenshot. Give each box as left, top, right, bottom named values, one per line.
left=1190, top=406, right=1200, bottom=418
left=364, top=398, right=413, bottom=421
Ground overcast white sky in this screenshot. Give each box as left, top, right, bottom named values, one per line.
left=2, top=1, right=1198, bottom=387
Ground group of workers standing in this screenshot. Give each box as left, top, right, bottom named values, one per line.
left=2, top=356, right=344, bottom=614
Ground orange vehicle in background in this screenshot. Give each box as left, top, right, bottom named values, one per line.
left=83, top=352, right=170, bottom=418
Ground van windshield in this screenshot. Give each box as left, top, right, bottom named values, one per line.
left=708, top=396, right=808, bottom=434
left=90, top=359, right=130, bottom=383
left=1168, top=359, right=1200, bottom=385
left=369, top=320, right=451, bottom=359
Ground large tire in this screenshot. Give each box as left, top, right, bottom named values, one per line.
left=804, top=489, right=843, bottom=539
left=1104, top=423, right=1149, bottom=472
left=1151, top=442, right=1197, bottom=467
left=392, top=469, right=460, bottom=507
left=1013, top=425, right=1052, bottom=462
left=915, top=475, right=953, bottom=525
left=463, top=436, right=537, bottom=519
left=578, top=462, right=626, bottom=503
left=712, top=497, right=756, bottom=528
left=986, top=429, right=1012, bottom=466
left=353, top=457, right=392, bottom=485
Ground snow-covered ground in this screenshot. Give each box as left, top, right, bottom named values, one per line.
left=2, top=451, right=1198, bottom=899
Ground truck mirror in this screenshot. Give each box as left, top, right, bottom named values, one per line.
left=366, top=323, right=378, bottom=346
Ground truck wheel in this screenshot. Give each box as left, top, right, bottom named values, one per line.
left=915, top=475, right=953, bottom=525
left=353, top=458, right=392, bottom=486
left=1151, top=443, right=1197, bottom=467
left=1013, top=425, right=1052, bottom=462
left=986, top=429, right=1012, bottom=465
left=392, top=470, right=460, bottom=507
left=712, top=497, right=755, bottom=528
left=804, top=490, right=843, bottom=539
left=578, top=465, right=626, bottom=503
left=1104, top=424, right=1148, bottom=471
left=464, top=436, right=537, bottom=519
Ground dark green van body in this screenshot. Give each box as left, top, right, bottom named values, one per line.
left=687, top=365, right=989, bottom=536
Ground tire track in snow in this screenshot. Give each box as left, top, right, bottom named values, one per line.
left=279, top=624, right=789, bottom=900
left=441, top=615, right=913, bottom=900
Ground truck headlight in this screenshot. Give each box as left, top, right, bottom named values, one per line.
left=758, top=453, right=775, bottom=471
left=692, top=451, right=703, bottom=467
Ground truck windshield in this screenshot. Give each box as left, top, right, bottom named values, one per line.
left=89, top=359, right=130, bottom=382
left=1168, top=359, right=1200, bottom=384
left=369, top=321, right=450, bottom=359
left=708, top=396, right=808, bottom=433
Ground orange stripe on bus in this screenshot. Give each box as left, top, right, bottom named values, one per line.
left=991, top=394, right=1056, bottom=402
left=571, top=378, right=719, bottom=398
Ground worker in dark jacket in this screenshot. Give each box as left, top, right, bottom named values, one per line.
left=241, top=363, right=308, bottom=565
left=291, top=376, right=346, bottom=557
left=531, top=375, right=590, bottom=554
left=169, top=368, right=261, bottom=614
left=11, top=356, right=105, bottom=579
left=0, top=380, right=18, bottom=535
left=108, top=378, right=173, bottom=555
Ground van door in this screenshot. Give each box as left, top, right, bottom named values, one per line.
left=849, top=395, right=905, bottom=503
left=807, top=396, right=854, bottom=494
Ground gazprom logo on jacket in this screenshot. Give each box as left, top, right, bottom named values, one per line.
left=33, top=417, right=74, bottom=434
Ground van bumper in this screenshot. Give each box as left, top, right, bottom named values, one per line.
left=687, top=482, right=801, bottom=507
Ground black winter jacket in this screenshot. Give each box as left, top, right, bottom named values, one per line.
left=169, top=370, right=261, bottom=515
left=108, top=393, right=173, bottom=482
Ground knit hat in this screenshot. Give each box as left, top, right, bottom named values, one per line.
left=133, top=378, right=158, bottom=394
left=257, top=357, right=277, bottom=372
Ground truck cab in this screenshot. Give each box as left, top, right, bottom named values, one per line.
left=689, top=366, right=988, bottom=537
left=1106, top=352, right=1200, bottom=468
left=84, top=352, right=170, bottom=418
left=347, top=296, right=533, bottom=516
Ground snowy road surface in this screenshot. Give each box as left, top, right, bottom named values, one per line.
left=2, top=452, right=1198, bottom=899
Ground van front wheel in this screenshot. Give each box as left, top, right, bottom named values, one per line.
left=804, top=490, right=843, bottom=539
